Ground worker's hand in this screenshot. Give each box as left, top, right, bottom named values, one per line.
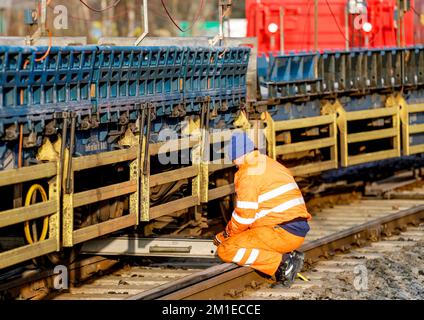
left=213, top=231, right=229, bottom=246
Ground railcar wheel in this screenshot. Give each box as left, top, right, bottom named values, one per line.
left=213, top=171, right=235, bottom=224
left=46, top=198, right=125, bottom=267
left=74, top=197, right=126, bottom=228
left=47, top=247, right=81, bottom=266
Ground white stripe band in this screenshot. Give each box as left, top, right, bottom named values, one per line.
left=232, top=212, right=256, bottom=225
left=236, top=183, right=299, bottom=211
left=232, top=248, right=247, bottom=263
left=285, top=264, right=294, bottom=276
left=237, top=201, right=259, bottom=210
left=232, top=197, right=305, bottom=225
left=244, top=249, right=260, bottom=266
left=256, top=197, right=305, bottom=220
left=258, top=182, right=298, bottom=203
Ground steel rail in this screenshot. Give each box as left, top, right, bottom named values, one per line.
left=127, top=205, right=424, bottom=300
left=0, top=256, right=118, bottom=299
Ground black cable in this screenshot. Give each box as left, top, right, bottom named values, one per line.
left=325, top=0, right=351, bottom=46
left=160, top=0, right=205, bottom=32
left=57, top=3, right=169, bottom=21
left=79, top=0, right=121, bottom=13
left=411, top=5, right=422, bottom=18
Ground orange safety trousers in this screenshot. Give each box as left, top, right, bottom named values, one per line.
left=217, top=225, right=305, bottom=276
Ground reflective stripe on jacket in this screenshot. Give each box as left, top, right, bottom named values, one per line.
left=225, top=152, right=311, bottom=237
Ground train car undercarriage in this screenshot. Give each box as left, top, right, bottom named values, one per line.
left=2, top=36, right=424, bottom=272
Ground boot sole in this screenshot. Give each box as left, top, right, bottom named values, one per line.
left=283, top=252, right=305, bottom=288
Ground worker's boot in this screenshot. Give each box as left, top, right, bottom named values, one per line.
left=274, top=251, right=305, bottom=288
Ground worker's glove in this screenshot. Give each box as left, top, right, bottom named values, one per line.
left=213, top=230, right=229, bottom=246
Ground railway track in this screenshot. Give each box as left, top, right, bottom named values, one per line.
left=52, top=266, right=206, bottom=300
left=241, top=224, right=424, bottom=300
left=138, top=199, right=423, bottom=300
left=0, top=256, right=120, bottom=300
left=47, top=197, right=424, bottom=300
left=2, top=175, right=423, bottom=300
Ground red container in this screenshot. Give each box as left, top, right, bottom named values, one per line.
left=414, top=0, right=424, bottom=44
left=246, top=0, right=415, bottom=54
left=364, top=0, right=414, bottom=47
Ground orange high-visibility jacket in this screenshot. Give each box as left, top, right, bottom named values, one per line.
left=225, top=152, right=311, bottom=237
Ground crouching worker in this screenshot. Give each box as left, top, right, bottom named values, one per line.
left=214, top=131, right=311, bottom=287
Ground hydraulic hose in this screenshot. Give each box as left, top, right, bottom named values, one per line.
left=24, top=184, right=49, bottom=244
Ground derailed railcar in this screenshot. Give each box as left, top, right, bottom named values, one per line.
left=0, top=42, right=251, bottom=269
left=3, top=37, right=424, bottom=271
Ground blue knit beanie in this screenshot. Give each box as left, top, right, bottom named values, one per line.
left=226, top=131, right=255, bottom=162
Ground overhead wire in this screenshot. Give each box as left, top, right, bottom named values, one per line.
left=160, top=0, right=205, bottom=32
left=324, top=0, right=379, bottom=48
left=324, top=0, right=351, bottom=47
left=48, top=1, right=169, bottom=24
left=411, top=5, right=422, bottom=18
left=66, top=7, right=136, bottom=21
left=324, top=0, right=420, bottom=48
left=79, top=0, right=122, bottom=13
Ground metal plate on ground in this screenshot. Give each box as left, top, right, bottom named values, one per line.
left=81, top=237, right=217, bottom=258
